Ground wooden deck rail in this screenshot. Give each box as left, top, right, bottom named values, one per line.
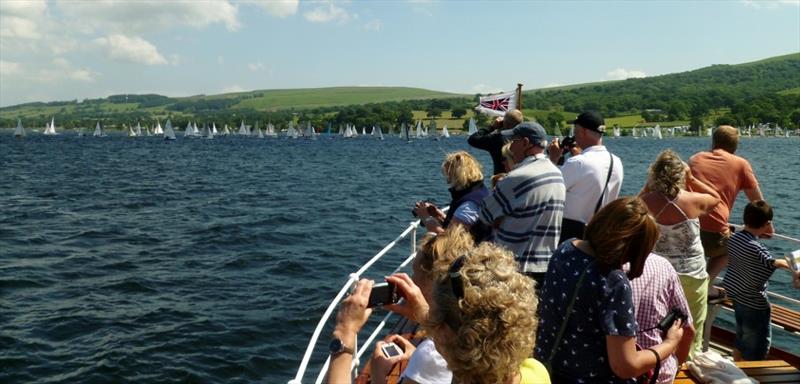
left=675, top=360, right=800, bottom=384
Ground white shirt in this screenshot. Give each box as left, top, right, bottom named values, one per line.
left=560, top=145, right=623, bottom=224
left=400, top=339, right=452, bottom=384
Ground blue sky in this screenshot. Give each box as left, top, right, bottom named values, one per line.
left=1, top=0, right=798, bottom=107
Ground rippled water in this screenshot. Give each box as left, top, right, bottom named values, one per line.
left=1, top=132, right=798, bottom=383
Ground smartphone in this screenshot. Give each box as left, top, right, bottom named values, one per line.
left=380, top=342, right=403, bottom=358
left=367, top=282, right=399, bottom=308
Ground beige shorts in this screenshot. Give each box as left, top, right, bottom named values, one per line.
left=701, top=230, right=729, bottom=258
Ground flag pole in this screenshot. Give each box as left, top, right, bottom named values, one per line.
left=516, top=83, right=523, bottom=111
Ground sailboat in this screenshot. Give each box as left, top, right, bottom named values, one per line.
left=653, top=124, right=663, bottom=140
left=612, top=126, right=621, bottom=138
left=305, top=122, right=316, bottom=138
left=135, top=122, right=143, bottom=137
left=238, top=121, right=248, bottom=136
left=414, top=121, right=423, bottom=139
left=43, top=117, right=57, bottom=135
left=377, top=125, right=384, bottom=140
left=441, top=125, right=450, bottom=139
left=128, top=124, right=138, bottom=137
left=631, top=127, right=639, bottom=138
left=266, top=123, right=277, bottom=137
left=14, top=119, right=25, bottom=138
left=153, top=121, right=164, bottom=135
left=255, top=122, right=265, bottom=138
left=93, top=121, right=106, bottom=137
left=206, top=123, right=215, bottom=140
left=211, top=123, right=218, bottom=135
left=164, top=119, right=176, bottom=140
left=184, top=122, right=193, bottom=137
left=467, top=118, right=478, bottom=135
left=286, top=121, right=298, bottom=138
left=223, top=124, right=231, bottom=135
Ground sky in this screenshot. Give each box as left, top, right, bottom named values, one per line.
left=0, top=0, right=799, bottom=107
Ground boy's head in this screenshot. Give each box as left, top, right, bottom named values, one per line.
left=743, top=200, right=773, bottom=229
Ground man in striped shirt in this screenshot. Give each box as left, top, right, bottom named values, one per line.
left=722, top=200, right=799, bottom=361
left=478, top=122, right=565, bottom=284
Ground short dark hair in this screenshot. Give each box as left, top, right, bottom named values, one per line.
left=743, top=200, right=773, bottom=228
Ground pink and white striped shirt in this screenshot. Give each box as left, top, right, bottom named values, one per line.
left=629, top=254, right=693, bottom=384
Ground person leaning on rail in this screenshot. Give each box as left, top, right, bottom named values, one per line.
left=688, top=125, right=763, bottom=301
left=534, top=196, right=684, bottom=383
left=639, top=149, right=721, bottom=359
left=327, top=238, right=550, bottom=383
left=413, top=151, right=491, bottom=242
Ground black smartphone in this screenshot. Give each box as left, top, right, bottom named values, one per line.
left=367, top=282, right=399, bottom=308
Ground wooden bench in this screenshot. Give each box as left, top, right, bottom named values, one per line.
left=675, top=360, right=800, bottom=383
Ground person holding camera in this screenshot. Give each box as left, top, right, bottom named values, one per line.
left=328, top=238, right=551, bottom=384
left=413, top=151, right=490, bottom=242
left=535, top=197, right=683, bottom=383
left=629, top=253, right=696, bottom=384
left=467, top=109, right=524, bottom=176
left=547, top=111, right=623, bottom=244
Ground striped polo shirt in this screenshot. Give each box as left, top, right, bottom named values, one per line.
left=479, top=154, right=565, bottom=273
left=723, top=230, right=777, bottom=310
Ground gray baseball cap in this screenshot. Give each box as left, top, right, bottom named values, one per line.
left=501, top=122, right=548, bottom=147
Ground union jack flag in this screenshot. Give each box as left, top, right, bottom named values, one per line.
left=475, top=90, right=518, bottom=117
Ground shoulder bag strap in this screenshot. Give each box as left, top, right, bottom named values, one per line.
left=544, top=261, right=593, bottom=374
left=594, top=152, right=614, bottom=214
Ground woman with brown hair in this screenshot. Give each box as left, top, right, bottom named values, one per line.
left=640, top=149, right=721, bottom=358
left=535, top=196, right=684, bottom=383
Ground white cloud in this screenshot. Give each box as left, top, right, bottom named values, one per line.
left=304, top=2, right=351, bottom=23
left=0, top=0, right=47, bottom=41
left=241, top=0, right=299, bottom=17
left=94, top=34, right=168, bottom=65
left=217, top=55, right=225, bottom=64
left=741, top=0, right=799, bottom=9
left=364, top=19, right=382, bottom=31
left=248, top=62, right=265, bottom=71
left=408, top=0, right=434, bottom=17
left=40, top=58, right=95, bottom=82
left=58, top=0, right=241, bottom=33
left=468, top=84, right=504, bottom=95
left=221, top=84, right=246, bottom=93
left=606, top=68, right=646, bottom=80
left=0, top=60, right=23, bottom=76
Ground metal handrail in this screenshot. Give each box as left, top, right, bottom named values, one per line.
left=289, top=213, right=435, bottom=384
left=729, top=223, right=800, bottom=244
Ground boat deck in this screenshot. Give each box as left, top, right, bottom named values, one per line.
left=675, top=360, right=800, bottom=383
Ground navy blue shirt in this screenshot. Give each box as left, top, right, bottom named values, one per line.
left=535, top=241, right=638, bottom=383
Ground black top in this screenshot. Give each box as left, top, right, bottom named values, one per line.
left=467, top=127, right=508, bottom=175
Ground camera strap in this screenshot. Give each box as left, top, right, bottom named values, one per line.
left=594, top=152, right=614, bottom=214
left=544, top=261, right=593, bottom=375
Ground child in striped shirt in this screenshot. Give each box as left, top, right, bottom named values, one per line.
left=722, top=200, right=799, bottom=361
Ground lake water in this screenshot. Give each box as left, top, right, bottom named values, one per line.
left=1, top=132, right=798, bottom=383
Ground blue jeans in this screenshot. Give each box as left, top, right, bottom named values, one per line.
left=734, top=301, right=772, bottom=360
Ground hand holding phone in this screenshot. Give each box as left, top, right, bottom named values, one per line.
left=380, top=342, right=403, bottom=358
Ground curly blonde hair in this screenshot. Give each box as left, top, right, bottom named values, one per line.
left=647, top=149, right=685, bottom=198
left=415, top=226, right=475, bottom=282
left=442, top=151, right=484, bottom=190
left=427, top=242, right=537, bottom=384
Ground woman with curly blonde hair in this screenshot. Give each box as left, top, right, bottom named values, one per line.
left=640, top=149, right=720, bottom=358
left=413, top=151, right=490, bottom=241
left=328, top=230, right=549, bottom=383
left=535, top=197, right=684, bottom=382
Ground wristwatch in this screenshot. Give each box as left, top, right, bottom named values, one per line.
left=329, top=338, right=354, bottom=357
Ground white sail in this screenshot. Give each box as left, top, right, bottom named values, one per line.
left=286, top=121, right=298, bottom=138
left=223, top=124, right=231, bottom=135
left=441, top=125, right=450, bottom=138
left=305, top=122, right=316, bottom=137
left=653, top=124, right=662, bottom=139
left=613, top=126, right=621, bottom=138
left=164, top=119, right=176, bottom=140
left=370, top=126, right=376, bottom=136
left=135, top=122, right=143, bottom=136
left=14, top=118, right=25, bottom=137
left=239, top=120, right=248, bottom=135
left=184, top=122, right=193, bottom=137
left=93, top=121, right=104, bottom=137
left=415, top=121, right=423, bottom=138
left=255, top=122, right=264, bottom=138
left=266, top=123, right=277, bottom=137
left=206, top=123, right=215, bottom=139
left=43, top=117, right=57, bottom=135
left=153, top=121, right=164, bottom=135
left=467, top=118, right=477, bottom=135
left=631, top=127, right=639, bottom=138
left=377, top=125, right=384, bottom=140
